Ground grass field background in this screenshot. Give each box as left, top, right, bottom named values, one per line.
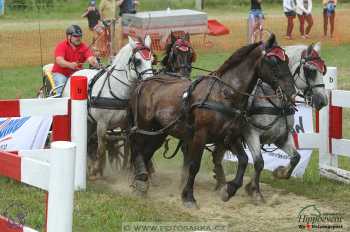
left=1, top=2, right=350, bottom=232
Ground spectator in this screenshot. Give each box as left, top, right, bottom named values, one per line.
left=52, top=25, right=99, bottom=96
left=283, top=0, right=296, bottom=39
left=118, top=0, right=139, bottom=16
left=323, top=0, right=337, bottom=38
left=82, top=0, right=101, bottom=49
left=116, top=0, right=139, bottom=51
left=296, top=0, right=313, bottom=39
left=248, top=0, right=264, bottom=44
left=82, top=1, right=100, bottom=31
left=99, top=0, right=116, bottom=21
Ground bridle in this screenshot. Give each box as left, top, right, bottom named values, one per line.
left=128, top=43, right=154, bottom=80
left=292, top=48, right=327, bottom=104
left=167, top=38, right=195, bottom=73
left=260, top=45, right=295, bottom=103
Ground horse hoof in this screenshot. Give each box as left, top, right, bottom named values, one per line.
left=253, top=192, right=266, bottom=205
left=245, top=182, right=254, bottom=196
left=220, top=185, right=230, bottom=202
left=273, top=166, right=287, bottom=179
left=183, top=201, right=199, bottom=209
left=214, top=182, right=225, bottom=191
left=133, top=179, right=149, bottom=195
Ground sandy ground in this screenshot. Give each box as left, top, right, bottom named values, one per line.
left=98, top=160, right=349, bottom=232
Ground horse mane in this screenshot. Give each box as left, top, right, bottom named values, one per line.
left=215, top=42, right=262, bottom=76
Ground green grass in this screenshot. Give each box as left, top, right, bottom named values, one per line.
left=0, top=177, right=195, bottom=231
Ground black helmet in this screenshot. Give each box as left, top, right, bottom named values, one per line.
left=66, top=25, right=83, bottom=37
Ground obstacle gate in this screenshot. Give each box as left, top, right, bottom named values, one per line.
left=0, top=76, right=88, bottom=232
left=294, top=67, right=350, bottom=183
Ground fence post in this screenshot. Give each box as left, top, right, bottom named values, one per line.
left=70, top=76, right=88, bottom=190
left=319, top=67, right=338, bottom=169
left=47, top=141, right=76, bottom=232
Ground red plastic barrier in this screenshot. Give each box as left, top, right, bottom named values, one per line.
left=208, top=19, right=230, bottom=36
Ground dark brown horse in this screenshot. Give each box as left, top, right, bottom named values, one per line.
left=129, top=34, right=296, bottom=208
left=160, top=32, right=196, bottom=78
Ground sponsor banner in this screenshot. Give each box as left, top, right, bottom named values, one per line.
left=0, top=116, right=52, bottom=151
left=224, top=104, right=313, bottom=177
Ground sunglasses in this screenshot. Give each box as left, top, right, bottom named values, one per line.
left=72, top=35, right=82, bottom=38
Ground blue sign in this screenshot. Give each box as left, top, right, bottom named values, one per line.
left=0, top=0, right=4, bottom=16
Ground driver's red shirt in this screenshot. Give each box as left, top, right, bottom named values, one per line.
left=52, top=39, right=93, bottom=77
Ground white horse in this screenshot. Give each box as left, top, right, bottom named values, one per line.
left=212, top=43, right=328, bottom=202
left=62, top=35, right=154, bottom=179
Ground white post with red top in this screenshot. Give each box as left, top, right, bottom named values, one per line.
left=47, top=141, right=76, bottom=232
left=0, top=141, right=76, bottom=232
left=0, top=76, right=88, bottom=231
left=70, top=76, right=88, bottom=190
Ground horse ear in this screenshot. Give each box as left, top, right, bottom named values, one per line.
left=265, top=33, right=277, bottom=49
left=128, top=36, right=137, bottom=49
left=307, top=43, right=314, bottom=55
left=313, top=42, right=321, bottom=53
left=184, top=32, right=190, bottom=41
left=144, top=34, right=152, bottom=49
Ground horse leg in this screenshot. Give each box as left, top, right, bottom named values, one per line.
left=131, top=134, right=166, bottom=195
left=273, top=134, right=301, bottom=179
left=181, top=130, right=206, bottom=209
left=87, top=122, right=97, bottom=177
left=244, top=132, right=265, bottom=203
left=90, top=122, right=108, bottom=180
left=122, top=136, right=131, bottom=171
left=212, top=144, right=227, bottom=191
left=220, top=140, right=248, bottom=202
left=180, top=141, right=189, bottom=189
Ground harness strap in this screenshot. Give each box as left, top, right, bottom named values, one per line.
left=248, top=106, right=295, bottom=116
left=191, top=101, right=242, bottom=118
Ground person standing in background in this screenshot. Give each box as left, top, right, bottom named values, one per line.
left=323, top=0, right=337, bottom=38
left=99, top=0, right=117, bottom=59
left=82, top=1, right=101, bottom=45
left=116, top=0, right=139, bottom=51
left=283, top=0, right=296, bottom=39
left=99, top=0, right=116, bottom=21
left=248, top=0, right=264, bottom=44
left=296, top=0, right=313, bottom=39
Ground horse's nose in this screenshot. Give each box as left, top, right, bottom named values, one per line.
left=313, top=94, right=328, bottom=110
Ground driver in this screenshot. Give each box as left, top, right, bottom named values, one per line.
left=52, top=25, right=99, bottom=96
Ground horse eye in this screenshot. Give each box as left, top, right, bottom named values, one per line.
left=304, top=67, right=317, bottom=79
left=134, top=58, right=142, bottom=66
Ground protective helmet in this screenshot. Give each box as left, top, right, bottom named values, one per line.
left=89, top=0, right=96, bottom=6
left=66, top=25, right=83, bottom=37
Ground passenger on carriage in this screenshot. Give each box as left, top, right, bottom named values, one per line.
left=52, top=25, right=99, bottom=96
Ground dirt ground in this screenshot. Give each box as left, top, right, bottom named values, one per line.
left=98, top=164, right=349, bottom=232
left=1, top=9, right=350, bottom=69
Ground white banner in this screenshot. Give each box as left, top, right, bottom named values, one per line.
left=0, top=116, right=52, bottom=151
left=224, top=104, right=313, bottom=177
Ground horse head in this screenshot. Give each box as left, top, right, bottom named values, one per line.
left=112, top=35, right=154, bottom=81
left=259, top=33, right=296, bottom=103
left=161, top=32, right=196, bottom=77
left=295, top=43, right=328, bottom=110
